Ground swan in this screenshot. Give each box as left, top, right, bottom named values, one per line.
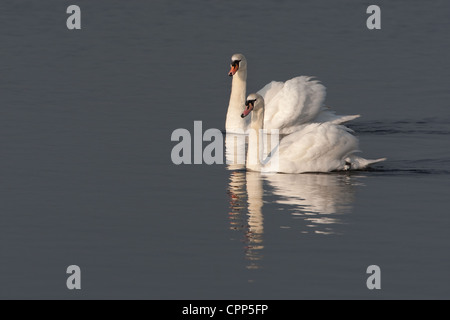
left=226, top=53, right=359, bottom=134
left=241, top=93, right=386, bottom=173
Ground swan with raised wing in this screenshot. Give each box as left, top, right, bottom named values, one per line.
left=226, top=53, right=359, bottom=134
left=241, top=93, right=386, bottom=173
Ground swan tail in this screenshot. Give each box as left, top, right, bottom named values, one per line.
left=345, top=156, right=387, bottom=170
left=364, top=157, right=387, bottom=166
left=330, top=114, right=361, bottom=125
left=315, top=108, right=360, bottom=125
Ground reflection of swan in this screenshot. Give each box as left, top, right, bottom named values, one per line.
left=246, top=172, right=264, bottom=240
left=227, top=171, right=264, bottom=269
left=227, top=171, right=247, bottom=230
left=225, top=53, right=359, bottom=134
left=227, top=170, right=361, bottom=269
left=242, top=93, right=386, bottom=173
left=245, top=171, right=264, bottom=269
left=265, top=173, right=356, bottom=214
left=263, top=173, right=359, bottom=234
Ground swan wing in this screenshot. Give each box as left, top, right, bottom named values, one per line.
left=276, top=123, right=360, bottom=173
left=257, top=80, right=284, bottom=103
left=259, top=76, right=326, bottom=134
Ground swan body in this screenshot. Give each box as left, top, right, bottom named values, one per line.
left=242, top=93, right=386, bottom=173
left=226, top=53, right=359, bottom=134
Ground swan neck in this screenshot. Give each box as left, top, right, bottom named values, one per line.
left=247, top=106, right=265, bottom=171
left=230, top=71, right=247, bottom=105
left=251, top=107, right=264, bottom=132
left=226, top=69, right=247, bottom=132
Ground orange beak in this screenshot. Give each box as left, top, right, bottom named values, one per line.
left=241, top=102, right=254, bottom=118
left=228, top=64, right=239, bottom=76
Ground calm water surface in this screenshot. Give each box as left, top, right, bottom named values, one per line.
left=0, top=1, right=449, bottom=299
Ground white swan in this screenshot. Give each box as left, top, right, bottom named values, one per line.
left=226, top=53, right=359, bottom=134
left=241, top=93, right=386, bottom=173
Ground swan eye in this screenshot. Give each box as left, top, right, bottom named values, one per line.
left=245, top=99, right=257, bottom=106
left=231, top=60, right=241, bottom=67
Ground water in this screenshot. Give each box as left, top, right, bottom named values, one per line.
left=0, top=0, right=449, bottom=299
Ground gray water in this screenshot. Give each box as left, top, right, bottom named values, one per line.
left=0, top=0, right=449, bottom=299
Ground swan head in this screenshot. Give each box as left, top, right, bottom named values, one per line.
left=228, top=53, right=247, bottom=76
left=241, top=93, right=263, bottom=118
